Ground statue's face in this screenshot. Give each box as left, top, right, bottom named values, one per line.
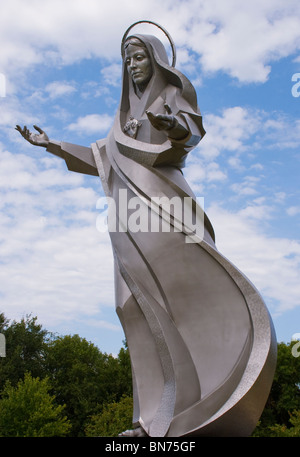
left=124, top=44, right=153, bottom=91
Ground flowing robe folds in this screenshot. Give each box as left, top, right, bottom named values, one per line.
left=46, top=34, right=276, bottom=437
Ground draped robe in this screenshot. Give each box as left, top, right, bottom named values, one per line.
left=46, top=34, right=276, bottom=437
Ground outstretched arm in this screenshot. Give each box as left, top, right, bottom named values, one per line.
left=15, top=124, right=63, bottom=159
left=15, top=124, right=98, bottom=176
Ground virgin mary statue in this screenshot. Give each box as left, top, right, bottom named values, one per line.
left=16, top=23, right=276, bottom=437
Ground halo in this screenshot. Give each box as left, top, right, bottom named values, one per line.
left=121, top=20, right=176, bottom=67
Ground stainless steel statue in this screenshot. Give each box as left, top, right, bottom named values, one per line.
left=16, top=21, right=277, bottom=437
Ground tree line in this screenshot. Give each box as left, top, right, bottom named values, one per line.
left=1, top=313, right=300, bottom=437
left=0, top=313, right=132, bottom=436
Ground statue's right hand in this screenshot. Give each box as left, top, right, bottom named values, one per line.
left=15, top=125, right=49, bottom=147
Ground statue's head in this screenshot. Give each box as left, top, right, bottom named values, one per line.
left=120, top=31, right=199, bottom=113
left=123, top=37, right=153, bottom=93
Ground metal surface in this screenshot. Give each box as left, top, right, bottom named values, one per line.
left=16, top=25, right=277, bottom=437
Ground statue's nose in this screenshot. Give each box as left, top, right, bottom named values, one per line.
left=128, top=58, right=137, bottom=70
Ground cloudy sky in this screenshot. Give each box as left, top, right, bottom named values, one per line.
left=0, top=0, right=300, bottom=355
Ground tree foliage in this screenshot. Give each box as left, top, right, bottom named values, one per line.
left=3, top=313, right=300, bottom=437
left=44, top=333, right=131, bottom=436
left=85, top=395, right=133, bottom=437
left=0, top=372, right=71, bottom=437
left=0, top=314, right=132, bottom=436
left=0, top=314, right=49, bottom=392
left=253, top=341, right=300, bottom=436
left=267, top=410, right=300, bottom=437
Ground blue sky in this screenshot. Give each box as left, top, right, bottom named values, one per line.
left=0, top=0, right=300, bottom=355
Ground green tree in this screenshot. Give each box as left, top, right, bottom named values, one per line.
left=0, top=314, right=50, bottom=392
left=0, top=372, right=70, bottom=437
left=85, top=395, right=133, bottom=437
left=267, top=410, right=300, bottom=437
left=98, top=344, right=132, bottom=402
left=0, top=313, right=9, bottom=332
left=116, top=344, right=132, bottom=397
left=44, top=334, right=126, bottom=436
left=0, top=314, right=133, bottom=437
left=253, top=341, right=300, bottom=436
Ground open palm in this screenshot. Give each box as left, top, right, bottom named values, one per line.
left=15, top=125, right=49, bottom=147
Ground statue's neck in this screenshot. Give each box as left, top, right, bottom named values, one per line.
left=134, top=82, right=148, bottom=99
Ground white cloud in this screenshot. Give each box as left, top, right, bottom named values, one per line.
left=0, top=96, right=37, bottom=128
left=183, top=163, right=206, bottom=193
left=1, top=0, right=300, bottom=84
left=0, top=149, right=83, bottom=191
left=184, top=161, right=226, bottom=194
left=67, top=113, right=114, bottom=135
left=287, top=206, right=300, bottom=216
left=205, top=162, right=227, bottom=182
left=0, top=145, right=115, bottom=330
left=227, top=156, right=245, bottom=172
left=45, top=81, right=77, bottom=99
left=250, top=163, right=264, bottom=171
left=101, top=64, right=122, bottom=87
left=193, top=107, right=300, bottom=173
left=184, top=0, right=300, bottom=82
left=274, top=192, right=286, bottom=203
left=230, top=176, right=261, bottom=196
left=198, top=107, right=259, bottom=160
left=261, top=116, right=300, bottom=149
left=207, top=202, right=300, bottom=314
left=184, top=106, right=300, bottom=199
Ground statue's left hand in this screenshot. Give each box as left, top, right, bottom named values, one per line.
left=146, top=103, right=177, bottom=131
left=146, top=111, right=177, bottom=131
